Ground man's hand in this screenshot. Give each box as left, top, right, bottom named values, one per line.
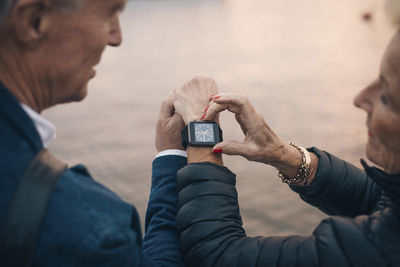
left=172, top=77, right=223, bottom=165
left=173, top=76, right=219, bottom=125
left=155, top=93, right=185, bottom=152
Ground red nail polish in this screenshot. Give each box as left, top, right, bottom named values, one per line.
left=213, top=96, right=222, bottom=100
left=212, top=148, right=223, bottom=153
left=201, top=113, right=206, bottom=120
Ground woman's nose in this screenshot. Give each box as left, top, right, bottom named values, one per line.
left=353, top=83, right=373, bottom=114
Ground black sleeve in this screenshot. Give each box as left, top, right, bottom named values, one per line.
left=290, top=147, right=382, bottom=217
left=176, top=162, right=385, bottom=267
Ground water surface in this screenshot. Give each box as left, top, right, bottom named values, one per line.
left=46, top=0, right=394, bottom=235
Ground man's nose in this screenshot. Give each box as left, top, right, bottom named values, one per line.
left=108, top=18, right=123, bottom=47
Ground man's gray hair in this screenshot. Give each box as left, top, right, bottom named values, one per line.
left=0, top=0, right=17, bottom=25
left=0, top=0, right=85, bottom=25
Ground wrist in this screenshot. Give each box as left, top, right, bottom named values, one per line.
left=184, top=115, right=220, bottom=125
left=273, top=143, right=303, bottom=177
left=275, top=143, right=318, bottom=187
left=184, top=114, right=202, bottom=125
left=187, top=146, right=223, bottom=166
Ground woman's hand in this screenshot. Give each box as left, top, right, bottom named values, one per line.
left=202, top=93, right=320, bottom=185
left=155, top=93, right=185, bottom=152
left=203, top=93, right=293, bottom=165
left=173, top=76, right=219, bottom=125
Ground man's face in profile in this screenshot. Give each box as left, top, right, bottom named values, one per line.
left=44, top=0, right=127, bottom=104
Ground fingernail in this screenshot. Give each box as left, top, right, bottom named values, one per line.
left=212, top=96, right=222, bottom=100
left=212, top=148, right=223, bottom=153
left=201, top=113, right=206, bottom=120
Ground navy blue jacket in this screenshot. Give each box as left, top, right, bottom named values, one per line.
left=0, top=83, right=186, bottom=266
left=176, top=149, right=400, bottom=266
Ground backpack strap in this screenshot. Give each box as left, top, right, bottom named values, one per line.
left=0, top=149, right=67, bottom=267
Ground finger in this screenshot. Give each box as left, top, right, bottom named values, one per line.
left=169, top=112, right=185, bottom=128
left=173, top=99, right=185, bottom=117
left=159, top=94, right=174, bottom=120
left=211, top=94, right=249, bottom=113
left=211, top=94, right=260, bottom=129
left=212, top=140, right=249, bottom=157
left=235, top=113, right=248, bottom=135
left=202, top=102, right=229, bottom=121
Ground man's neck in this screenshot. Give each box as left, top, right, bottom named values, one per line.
left=0, top=46, right=49, bottom=113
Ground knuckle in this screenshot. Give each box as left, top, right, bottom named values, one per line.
left=192, top=77, right=201, bottom=84
left=161, top=98, right=169, bottom=105
left=240, top=96, right=249, bottom=104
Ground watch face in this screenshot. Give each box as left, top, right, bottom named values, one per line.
left=194, top=123, right=215, bottom=142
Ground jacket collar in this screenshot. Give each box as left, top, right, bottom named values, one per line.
left=361, top=159, right=400, bottom=206
left=0, top=82, right=43, bottom=153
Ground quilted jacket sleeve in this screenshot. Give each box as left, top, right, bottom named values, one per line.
left=290, top=147, right=382, bottom=216
left=176, top=162, right=386, bottom=267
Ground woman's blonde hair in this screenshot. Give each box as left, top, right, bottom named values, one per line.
left=386, top=0, right=400, bottom=26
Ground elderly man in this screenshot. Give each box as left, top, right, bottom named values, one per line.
left=0, top=0, right=186, bottom=266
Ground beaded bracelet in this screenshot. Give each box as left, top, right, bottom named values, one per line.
left=278, top=142, right=311, bottom=185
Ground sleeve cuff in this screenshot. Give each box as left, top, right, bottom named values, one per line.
left=156, top=149, right=187, bottom=159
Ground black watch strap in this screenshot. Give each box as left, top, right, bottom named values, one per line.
left=181, top=126, right=189, bottom=149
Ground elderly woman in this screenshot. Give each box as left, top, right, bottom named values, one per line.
left=172, top=2, right=400, bottom=267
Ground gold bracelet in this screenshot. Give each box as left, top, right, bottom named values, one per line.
left=278, top=142, right=311, bottom=185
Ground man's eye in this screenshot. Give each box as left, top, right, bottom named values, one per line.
left=380, top=94, right=388, bottom=105
left=110, top=3, right=125, bottom=15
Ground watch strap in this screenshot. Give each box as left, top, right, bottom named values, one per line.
left=181, top=126, right=189, bottom=149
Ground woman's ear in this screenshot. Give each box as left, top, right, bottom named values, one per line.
left=10, top=0, right=51, bottom=47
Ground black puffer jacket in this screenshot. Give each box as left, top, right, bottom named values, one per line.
left=176, top=148, right=400, bottom=267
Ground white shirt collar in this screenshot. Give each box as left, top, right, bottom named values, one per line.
left=20, top=103, right=56, bottom=148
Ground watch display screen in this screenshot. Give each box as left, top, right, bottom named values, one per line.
left=194, top=123, right=215, bottom=142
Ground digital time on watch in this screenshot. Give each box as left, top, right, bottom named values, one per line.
left=181, top=121, right=223, bottom=148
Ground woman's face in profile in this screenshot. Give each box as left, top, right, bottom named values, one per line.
left=354, top=29, right=400, bottom=174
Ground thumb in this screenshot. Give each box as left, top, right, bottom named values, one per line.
left=169, top=112, right=185, bottom=128
left=213, top=140, right=248, bottom=157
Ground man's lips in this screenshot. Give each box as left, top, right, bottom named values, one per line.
left=90, top=69, right=96, bottom=79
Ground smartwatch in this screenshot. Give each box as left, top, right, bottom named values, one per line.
left=181, top=121, right=223, bottom=148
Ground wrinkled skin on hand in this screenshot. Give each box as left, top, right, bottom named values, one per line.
left=203, top=93, right=290, bottom=165
left=173, top=76, right=219, bottom=124
left=155, top=93, right=185, bottom=152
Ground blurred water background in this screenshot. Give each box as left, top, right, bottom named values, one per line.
left=45, top=0, right=394, bottom=236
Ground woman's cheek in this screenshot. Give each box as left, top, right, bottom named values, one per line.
left=374, top=113, right=400, bottom=154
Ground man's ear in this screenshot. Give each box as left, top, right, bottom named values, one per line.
left=11, top=0, right=52, bottom=46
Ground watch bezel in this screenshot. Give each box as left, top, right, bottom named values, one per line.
left=188, top=121, right=222, bottom=147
